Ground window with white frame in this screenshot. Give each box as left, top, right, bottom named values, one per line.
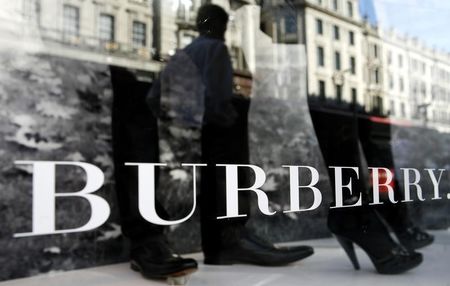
left=389, top=73, right=394, bottom=89
left=63, top=5, right=80, bottom=36
left=132, top=21, right=147, bottom=48
left=99, top=14, right=115, bottom=42
left=347, top=1, right=353, bottom=17
left=284, top=14, right=297, bottom=35
left=333, top=25, right=340, bottom=40
left=334, top=51, right=341, bottom=70
left=390, top=100, right=396, bottom=116
left=317, top=46, right=325, bottom=67
left=351, top=87, right=357, bottom=104
left=349, top=30, right=355, bottom=45
left=332, top=0, right=339, bottom=11
left=335, top=84, right=342, bottom=101
left=319, top=80, right=326, bottom=99
left=350, top=56, right=356, bottom=74
left=373, top=44, right=379, bottom=58
left=316, top=18, right=323, bottom=35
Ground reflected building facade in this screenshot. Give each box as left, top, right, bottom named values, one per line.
left=382, top=29, right=450, bottom=132
left=17, top=0, right=450, bottom=133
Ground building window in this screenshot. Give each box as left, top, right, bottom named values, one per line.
left=347, top=1, right=353, bottom=17
left=374, top=69, right=380, bottom=84
left=333, top=25, right=340, bottom=40
left=399, top=77, right=404, bottom=91
left=401, top=102, right=406, bottom=117
left=373, top=96, right=383, bottom=113
left=316, top=18, right=323, bottom=35
left=349, top=31, right=354, bottom=45
left=387, top=51, right=392, bottom=65
left=99, top=14, right=115, bottom=42
left=421, top=82, right=426, bottom=96
left=412, top=59, right=417, bottom=71
left=132, top=21, right=146, bottom=47
left=334, top=51, right=341, bottom=70
left=335, top=84, right=342, bottom=102
left=351, top=87, right=357, bottom=104
left=319, top=80, right=326, bottom=99
left=332, top=0, right=339, bottom=11
left=350, top=56, right=356, bottom=74
left=317, top=46, right=325, bottom=67
left=284, top=14, right=297, bottom=34
left=389, top=74, right=394, bottom=89
left=390, top=100, right=396, bottom=116
left=373, top=44, right=379, bottom=58
left=63, top=5, right=80, bottom=36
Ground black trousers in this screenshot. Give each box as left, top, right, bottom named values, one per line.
left=111, top=67, right=167, bottom=247
left=111, top=66, right=250, bottom=251
left=200, top=95, right=251, bottom=255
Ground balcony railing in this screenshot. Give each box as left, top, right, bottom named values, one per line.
left=39, top=27, right=153, bottom=60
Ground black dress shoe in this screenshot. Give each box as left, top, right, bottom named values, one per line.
left=130, top=240, right=198, bottom=279
left=204, top=230, right=314, bottom=266
left=328, top=206, right=423, bottom=275
left=395, top=226, right=434, bottom=250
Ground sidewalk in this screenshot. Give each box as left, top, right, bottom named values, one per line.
left=1, top=231, right=449, bottom=286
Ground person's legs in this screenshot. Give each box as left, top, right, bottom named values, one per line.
left=201, top=95, right=314, bottom=266
left=200, top=97, right=250, bottom=255
left=110, top=66, right=197, bottom=278
left=310, top=108, right=422, bottom=274
left=357, top=120, right=434, bottom=250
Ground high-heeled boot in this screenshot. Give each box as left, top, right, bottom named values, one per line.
left=328, top=206, right=423, bottom=274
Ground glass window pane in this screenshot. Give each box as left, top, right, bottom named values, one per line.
left=99, top=14, right=114, bottom=42
left=63, top=5, right=80, bottom=36
left=132, top=21, right=146, bottom=47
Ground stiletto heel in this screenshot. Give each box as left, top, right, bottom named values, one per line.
left=335, top=235, right=360, bottom=270
left=328, top=207, right=423, bottom=274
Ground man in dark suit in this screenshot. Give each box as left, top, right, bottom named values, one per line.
left=113, top=4, right=313, bottom=280
left=179, top=5, right=313, bottom=266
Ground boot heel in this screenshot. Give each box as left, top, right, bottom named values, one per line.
left=336, top=235, right=360, bottom=270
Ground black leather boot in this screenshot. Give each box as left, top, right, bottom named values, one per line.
left=328, top=206, right=423, bottom=274
left=204, top=229, right=314, bottom=266
left=130, top=239, right=198, bottom=279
